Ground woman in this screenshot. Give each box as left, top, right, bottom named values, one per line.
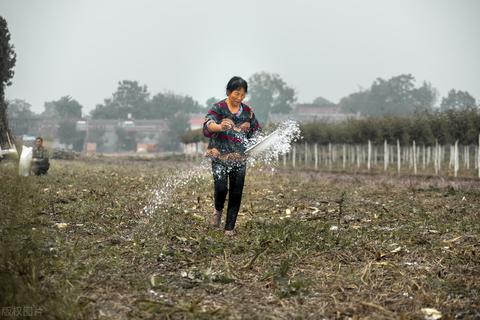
left=203, top=76, right=260, bottom=236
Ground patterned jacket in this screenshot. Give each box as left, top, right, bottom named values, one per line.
left=203, top=100, right=261, bottom=158
left=32, top=146, right=49, bottom=166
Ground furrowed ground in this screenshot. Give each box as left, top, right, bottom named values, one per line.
left=1, top=159, right=479, bottom=319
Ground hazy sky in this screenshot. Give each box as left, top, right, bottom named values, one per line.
left=1, top=0, right=480, bottom=114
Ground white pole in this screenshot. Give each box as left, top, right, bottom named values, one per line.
left=314, top=143, right=318, bottom=170
left=408, top=145, right=412, bottom=169
left=475, top=145, right=479, bottom=170
left=440, top=144, right=443, bottom=172
left=413, top=140, right=417, bottom=175
left=384, top=139, right=388, bottom=172
left=283, top=152, right=286, bottom=168
left=328, top=143, right=332, bottom=170
left=449, top=145, right=454, bottom=169
left=304, top=142, right=308, bottom=168
left=367, top=140, right=371, bottom=171
left=466, top=145, right=470, bottom=170
left=292, top=145, right=296, bottom=168
left=397, top=139, right=401, bottom=174
left=333, top=144, right=337, bottom=166
left=343, top=144, right=346, bottom=170
left=356, top=145, right=361, bottom=169
left=454, top=140, right=459, bottom=177
left=422, top=144, right=426, bottom=171
left=427, top=146, right=431, bottom=168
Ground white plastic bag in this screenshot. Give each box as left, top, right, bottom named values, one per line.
left=0, top=145, right=18, bottom=158
left=19, top=145, right=33, bottom=176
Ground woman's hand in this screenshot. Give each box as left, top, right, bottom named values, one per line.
left=205, top=148, right=220, bottom=158
left=238, top=122, right=250, bottom=132
left=220, top=118, right=234, bottom=131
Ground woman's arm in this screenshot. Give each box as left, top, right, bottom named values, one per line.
left=203, top=105, right=234, bottom=137
left=208, top=118, right=234, bottom=132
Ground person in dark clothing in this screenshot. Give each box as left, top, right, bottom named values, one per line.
left=31, top=137, right=50, bottom=176
left=203, top=76, right=261, bottom=236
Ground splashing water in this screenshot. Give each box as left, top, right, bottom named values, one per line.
left=142, top=159, right=211, bottom=216
left=142, top=120, right=301, bottom=215
left=246, top=120, right=301, bottom=166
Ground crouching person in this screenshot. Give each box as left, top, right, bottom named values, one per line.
left=31, top=137, right=50, bottom=176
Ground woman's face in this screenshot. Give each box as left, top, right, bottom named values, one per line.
left=227, top=88, right=246, bottom=107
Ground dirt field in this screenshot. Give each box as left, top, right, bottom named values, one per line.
left=1, top=159, right=479, bottom=319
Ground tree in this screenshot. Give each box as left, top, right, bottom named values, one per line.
left=43, top=96, right=83, bottom=119
left=338, top=90, right=369, bottom=115
left=7, top=99, right=37, bottom=135
left=57, top=121, right=85, bottom=151
left=411, top=82, right=438, bottom=113
left=91, top=81, right=203, bottom=150
left=43, top=96, right=84, bottom=150
left=339, top=74, right=437, bottom=116
left=91, top=80, right=149, bottom=119
left=138, top=92, right=201, bottom=150
left=205, top=97, right=220, bottom=108
left=440, top=89, right=477, bottom=112
left=312, top=96, right=334, bottom=106
left=181, top=128, right=207, bottom=144
left=138, top=92, right=201, bottom=120
left=88, top=127, right=107, bottom=152
left=115, top=128, right=136, bottom=152
left=0, top=16, right=16, bottom=149
left=247, top=72, right=297, bottom=124
left=368, top=74, right=415, bottom=115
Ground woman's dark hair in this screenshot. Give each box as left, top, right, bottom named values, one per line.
left=226, top=76, right=248, bottom=94
left=36, top=137, right=43, bottom=142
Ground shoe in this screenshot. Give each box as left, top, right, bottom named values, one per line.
left=224, top=229, right=236, bottom=237
left=211, top=210, right=222, bottom=228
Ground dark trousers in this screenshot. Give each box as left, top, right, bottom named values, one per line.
left=212, top=160, right=246, bottom=231
left=32, top=162, right=49, bottom=176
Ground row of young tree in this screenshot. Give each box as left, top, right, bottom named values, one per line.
left=181, top=109, right=480, bottom=146
left=301, top=109, right=480, bottom=146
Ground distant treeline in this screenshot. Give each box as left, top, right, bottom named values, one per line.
left=301, top=109, right=480, bottom=145
left=182, top=109, right=480, bottom=146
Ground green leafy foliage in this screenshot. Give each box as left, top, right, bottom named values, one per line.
left=6, top=99, right=36, bottom=136
left=42, top=96, right=84, bottom=149
left=57, top=120, right=85, bottom=151
left=0, top=16, right=16, bottom=148
left=339, top=74, right=437, bottom=116
left=248, top=72, right=297, bottom=124
left=91, top=80, right=149, bottom=120
left=91, top=81, right=203, bottom=149
left=91, top=82, right=202, bottom=121
left=440, top=89, right=477, bottom=111
left=115, top=127, right=136, bottom=152
left=43, top=96, right=83, bottom=120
